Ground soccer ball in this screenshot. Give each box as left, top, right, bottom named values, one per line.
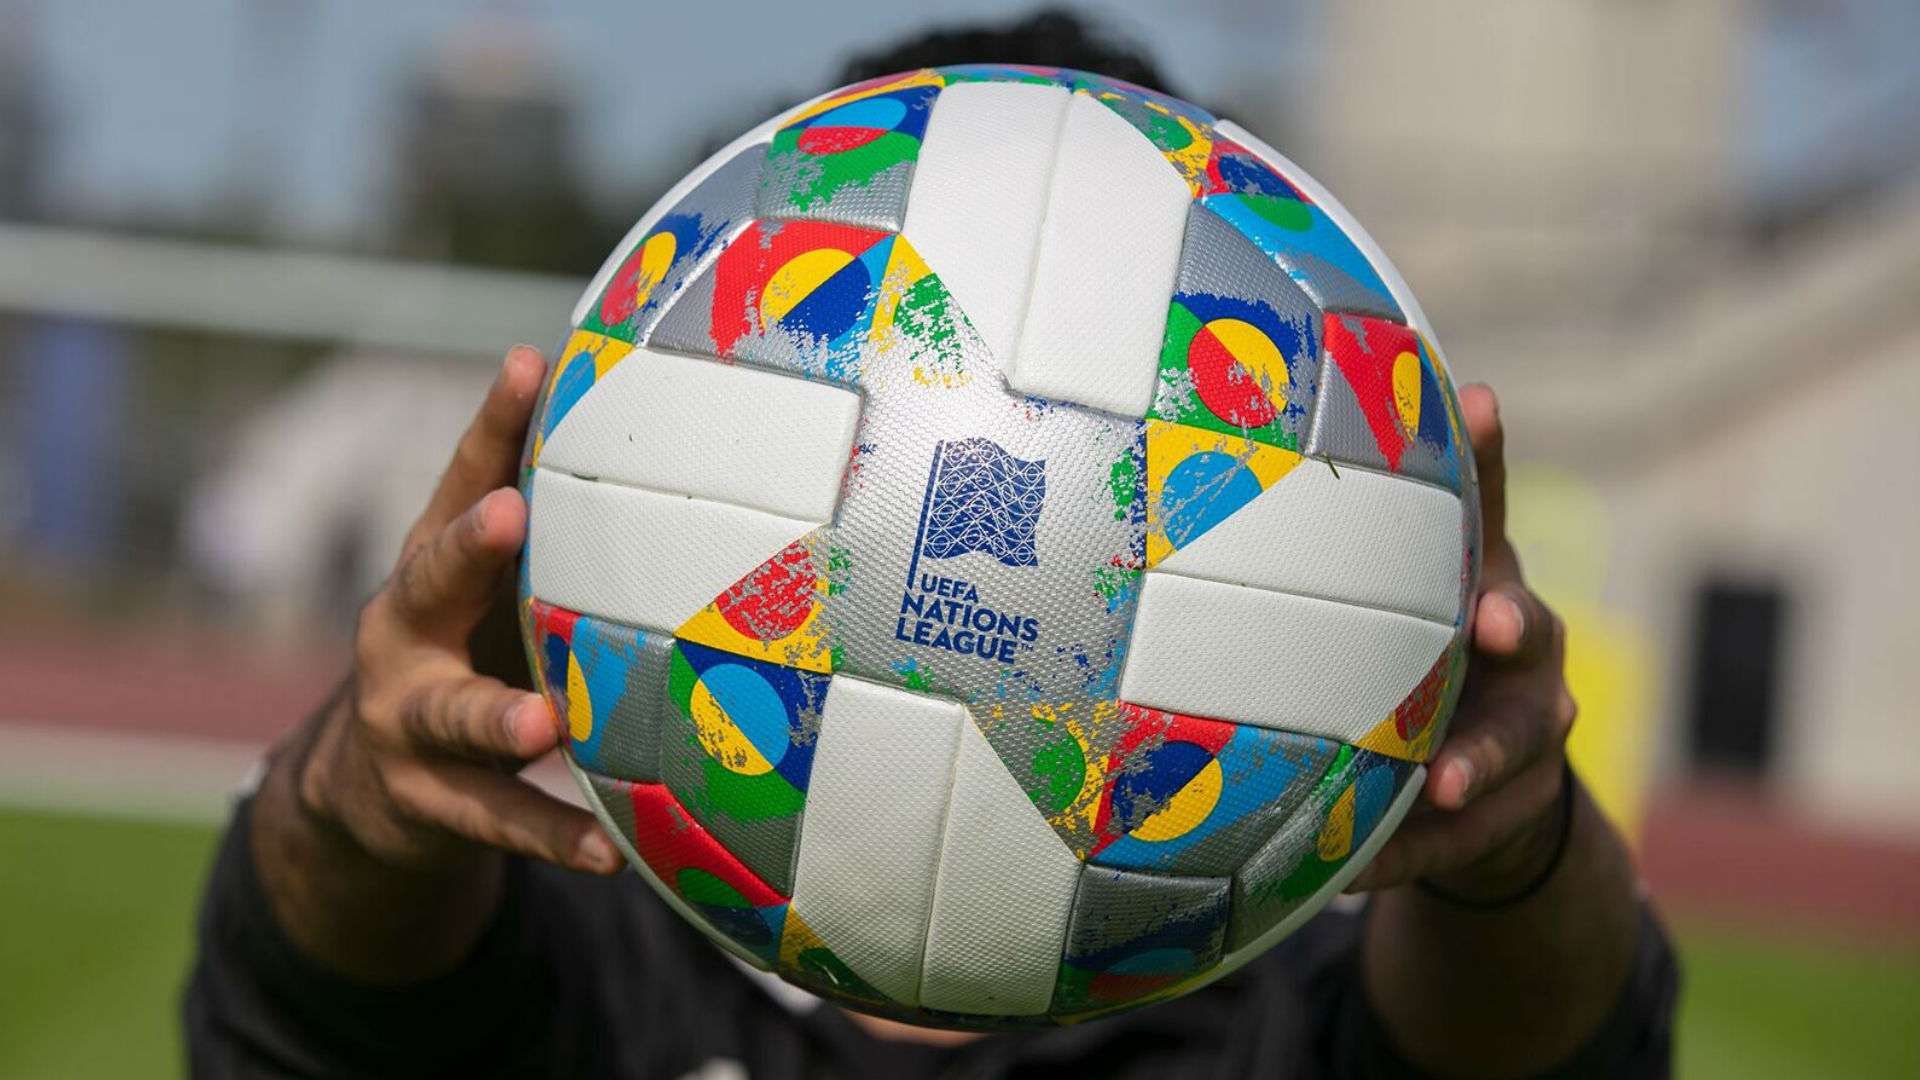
left=518, top=65, right=1478, bottom=1028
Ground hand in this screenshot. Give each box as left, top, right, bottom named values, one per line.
left=1348, top=384, right=1578, bottom=898
left=295, top=346, right=621, bottom=877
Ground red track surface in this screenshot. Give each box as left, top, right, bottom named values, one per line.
left=0, top=625, right=342, bottom=743
left=1639, top=780, right=1920, bottom=941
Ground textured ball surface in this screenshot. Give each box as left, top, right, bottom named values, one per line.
left=518, top=65, right=1479, bottom=1028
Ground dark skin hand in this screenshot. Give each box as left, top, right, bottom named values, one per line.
left=1350, top=384, right=1640, bottom=1077
left=252, top=346, right=618, bottom=986
left=250, top=350, right=1641, bottom=1070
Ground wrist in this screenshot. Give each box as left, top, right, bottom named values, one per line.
left=287, top=683, right=482, bottom=875
left=283, top=688, right=416, bottom=870
left=286, top=681, right=352, bottom=831
left=252, top=686, right=507, bottom=983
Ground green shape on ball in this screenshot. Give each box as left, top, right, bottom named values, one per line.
left=1276, top=745, right=1359, bottom=901
left=676, top=867, right=750, bottom=909
left=891, top=273, right=960, bottom=347
left=1029, top=732, right=1088, bottom=815
left=767, top=129, right=919, bottom=212
left=694, top=755, right=805, bottom=822
left=1139, top=110, right=1193, bottom=152
left=1242, top=192, right=1313, bottom=233
left=1107, top=440, right=1141, bottom=523
left=1052, top=961, right=1095, bottom=1010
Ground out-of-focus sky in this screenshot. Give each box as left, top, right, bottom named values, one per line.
left=17, top=0, right=1310, bottom=238
left=14, top=0, right=1917, bottom=247
left=1743, top=0, right=1920, bottom=208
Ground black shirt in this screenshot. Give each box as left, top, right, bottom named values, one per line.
left=185, top=800, right=1676, bottom=1078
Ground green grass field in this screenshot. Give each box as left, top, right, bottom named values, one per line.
left=1676, top=921, right=1920, bottom=1078
left=2, top=807, right=1916, bottom=1078
left=0, top=809, right=220, bottom=1077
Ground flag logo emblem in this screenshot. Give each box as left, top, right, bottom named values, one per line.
left=912, top=438, right=1047, bottom=568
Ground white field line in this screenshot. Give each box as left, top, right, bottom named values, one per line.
left=0, top=722, right=585, bottom=825
left=0, top=722, right=264, bottom=824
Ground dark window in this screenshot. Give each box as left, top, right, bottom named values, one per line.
left=1686, top=579, right=1788, bottom=774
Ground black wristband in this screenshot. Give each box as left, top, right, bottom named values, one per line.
left=1416, top=759, right=1577, bottom=911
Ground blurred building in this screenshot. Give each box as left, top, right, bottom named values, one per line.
left=184, top=20, right=606, bottom=631
left=1304, top=0, right=1737, bottom=400
left=392, top=19, right=606, bottom=274
left=0, top=12, right=44, bottom=219
left=1602, top=193, right=1920, bottom=837
left=183, top=354, right=491, bottom=634
left=1300, top=0, right=1920, bottom=833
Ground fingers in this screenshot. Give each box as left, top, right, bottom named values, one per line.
left=410, top=346, right=545, bottom=554
left=1473, top=583, right=1559, bottom=665
left=387, top=487, right=526, bottom=637
left=1459, top=384, right=1506, bottom=551
left=1426, top=674, right=1575, bottom=812
left=1342, top=382, right=1578, bottom=894
left=395, top=675, right=561, bottom=762
left=385, top=759, right=622, bottom=874
left=1348, top=753, right=1564, bottom=891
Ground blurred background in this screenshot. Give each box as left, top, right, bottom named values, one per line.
left=1, top=0, right=1916, bottom=1075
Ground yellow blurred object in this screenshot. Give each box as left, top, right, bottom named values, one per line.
left=1557, top=600, right=1655, bottom=840
left=1504, top=467, right=1656, bottom=843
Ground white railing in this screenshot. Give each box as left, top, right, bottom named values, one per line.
left=0, top=221, right=586, bottom=354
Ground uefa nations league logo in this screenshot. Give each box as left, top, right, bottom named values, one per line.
left=895, top=439, right=1046, bottom=664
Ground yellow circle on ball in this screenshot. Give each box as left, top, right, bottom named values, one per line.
left=1130, top=757, right=1225, bottom=842
left=689, top=676, right=777, bottom=776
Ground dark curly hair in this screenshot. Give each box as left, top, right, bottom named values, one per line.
left=836, top=8, right=1179, bottom=99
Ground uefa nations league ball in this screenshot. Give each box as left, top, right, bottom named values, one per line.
left=517, top=66, right=1479, bottom=1028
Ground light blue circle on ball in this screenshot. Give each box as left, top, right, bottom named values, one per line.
left=1162, top=450, right=1264, bottom=549
left=701, top=662, right=790, bottom=768
left=810, top=95, right=907, bottom=131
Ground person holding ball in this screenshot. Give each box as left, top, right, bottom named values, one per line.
left=186, top=16, right=1674, bottom=1077
left=188, top=352, right=1672, bottom=1079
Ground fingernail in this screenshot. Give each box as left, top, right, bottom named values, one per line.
left=507, top=696, right=549, bottom=751
left=497, top=346, right=536, bottom=384
left=1450, top=759, right=1477, bottom=805
left=503, top=697, right=530, bottom=748
left=576, top=830, right=620, bottom=873
left=1483, top=593, right=1525, bottom=650
left=1499, top=594, right=1526, bottom=635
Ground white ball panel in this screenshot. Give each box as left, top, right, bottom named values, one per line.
left=788, top=676, right=966, bottom=1007
left=1008, top=92, right=1189, bottom=417
left=527, top=469, right=814, bottom=631
left=1119, top=572, right=1453, bottom=742
left=919, top=719, right=1080, bottom=1015
left=538, top=346, right=861, bottom=524
left=902, top=81, right=1070, bottom=370
left=1156, top=463, right=1464, bottom=625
